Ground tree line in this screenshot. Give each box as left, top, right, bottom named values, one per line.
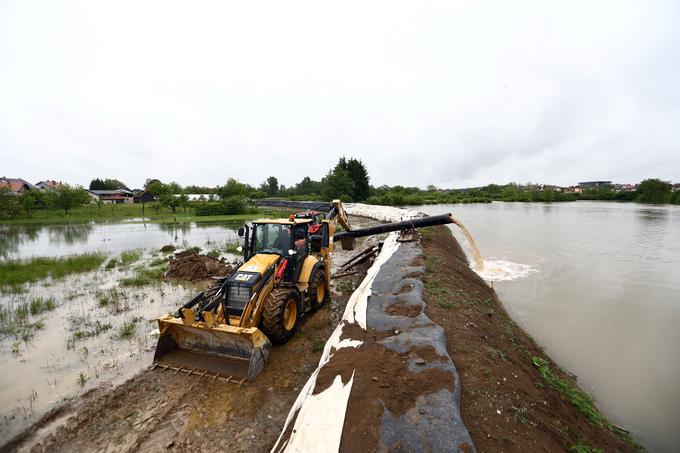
left=1, top=158, right=678, bottom=220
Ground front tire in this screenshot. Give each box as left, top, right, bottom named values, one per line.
left=261, top=288, right=300, bottom=343
left=308, top=268, right=329, bottom=311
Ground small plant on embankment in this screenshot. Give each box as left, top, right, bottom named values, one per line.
left=0, top=254, right=107, bottom=290
left=532, top=356, right=604, bottom=426
left=532, top=356, right=643, bottom=449
left=424, top=280, right=455, bottom=309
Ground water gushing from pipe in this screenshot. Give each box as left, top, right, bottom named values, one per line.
left=451, top=216, right=484, bottom=272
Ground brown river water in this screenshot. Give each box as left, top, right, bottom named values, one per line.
left=417, top=201, right=680, bottom=452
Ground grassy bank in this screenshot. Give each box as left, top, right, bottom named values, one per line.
left=0, top=203, right=288, bottom=225
left=420, top=226, right=641, bottom=452
left=0, top=254, right=107, bottom=289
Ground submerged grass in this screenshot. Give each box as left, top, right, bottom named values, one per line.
left=0, top=301, right=48, bottom=343
left=0, top=253, right=106, bottom=288
left=66, top=316, right=112, bottom=349
left=119, top=250, right=141, bottom=265
left=117, top=319, right=138, bottom=339
left=119, top=264, right=167, bottom=287
left=29, top=297, right=57, bottom=315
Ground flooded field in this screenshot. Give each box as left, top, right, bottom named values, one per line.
left=417, top=201, right=680, bottom=452
left=0, top=216, right=380, bottom=447
left=0, top=221, right=243, bottom=260
left=0, top=221, right=249, bottom=445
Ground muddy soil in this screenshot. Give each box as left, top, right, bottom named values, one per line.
left=421, top=226, right=637, bottom=452
left=5, top=254, right=372, bottom=453
left=164, top=252, right=232, bottom=282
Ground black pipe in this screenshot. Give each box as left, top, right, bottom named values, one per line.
left=333, top=214, right=453, bottom=240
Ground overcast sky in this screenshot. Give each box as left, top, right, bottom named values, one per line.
left=1, top=1, right=678, bottom=190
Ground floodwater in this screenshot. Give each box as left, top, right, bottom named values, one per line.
left=0, top=216, right=379, bottom=446
left=0, top=221, right=249, bottom=446
left=0, top=221, right=243, bottom=259
left=416, top=201, right=680, bottom=452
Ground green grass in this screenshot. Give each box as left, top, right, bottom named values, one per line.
left=424, top=280, right=456, bottom=309
left=119, top=250, right=142, bottom=265
left=225, top=243, right=243, bottom=254
left=0, top=203, right=284, bottom=225
left=96, top=288, right=126, bottom=309
left=0, top=302, right=48, bottom=342
left=66, top=316, right=112, bottom=349
left=117, top=319, right=138, bottom=339
left=149, top=257, right=167, bottom=267
left=310, top=339, right=325, bottom=353
left=29, top=297, right=57, bottom=315
left=119, top=264, right=167, bottom=287
left=569, top=443, right=603, bottom=453
left=206, top=249, right=220, bottom=258
left=0, top=253, right=107, bottom=288
left=532, top=355, right=643, bottom=450
left=532, top=356, right=605, bottom=427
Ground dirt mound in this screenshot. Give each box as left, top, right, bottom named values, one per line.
left=165, top=252, right=232, bottom=281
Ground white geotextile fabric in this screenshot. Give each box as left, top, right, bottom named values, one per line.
left=271, top=212, right=410, bottom=453
left=344, top=203, right=421, bottom=222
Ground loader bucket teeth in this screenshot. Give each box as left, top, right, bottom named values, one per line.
left=153, top=317, right=272, bottom=381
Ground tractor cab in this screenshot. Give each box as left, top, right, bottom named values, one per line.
left=239, top=218, right=314, bottom=283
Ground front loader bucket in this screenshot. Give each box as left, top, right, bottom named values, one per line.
left=153, top=316, right=271, bottom=381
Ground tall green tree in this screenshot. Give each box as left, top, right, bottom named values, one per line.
left=18, top=191, right=38, bottom=217
left=53, top=184, right=90, bottom=214
left=636, top=179, right=672, bottom=204
left=261, top=176, right=279, bottom=197
left=89, top=178, right=130, bottom=190
left=321, top=167, right=355, bottom=201
left=0, top=188, right=20, bottom=218
left=294, top=176, right=322, bottom=196
left=218, top=178, right=249, bottom=198
left=329, top=157, right=370, bottom=201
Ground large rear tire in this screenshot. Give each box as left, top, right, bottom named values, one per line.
left=261, top=288, right=300, bottom=344
left=308, top=268, right=329, bottom=311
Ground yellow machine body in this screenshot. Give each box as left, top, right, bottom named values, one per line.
left=153, top=200, right=353, bottom=381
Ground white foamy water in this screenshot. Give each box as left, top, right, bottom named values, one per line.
left=475, top=259, right=537, bottom=281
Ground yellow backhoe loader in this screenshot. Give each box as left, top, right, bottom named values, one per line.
left=153, top=200, right=354, bottom=381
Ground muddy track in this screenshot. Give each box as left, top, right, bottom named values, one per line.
left=7, top=264, right=372, bottom=453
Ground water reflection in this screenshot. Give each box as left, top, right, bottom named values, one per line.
left=46, top=224, right=93, bottom=246
left=0, top=221, right=245, bottom=260
left=0, top=225, right=40, bottom=259
left=636, top=208, right=669, bottom=223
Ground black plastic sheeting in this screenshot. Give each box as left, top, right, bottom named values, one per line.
left=366, top=238, right=476, bottom=452
left=254, top=199, right=331, bottom=212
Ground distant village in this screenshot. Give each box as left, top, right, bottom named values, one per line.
left=1, top=176, right=678, bottom=203
left=0, top=177, right=222, bottom=205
